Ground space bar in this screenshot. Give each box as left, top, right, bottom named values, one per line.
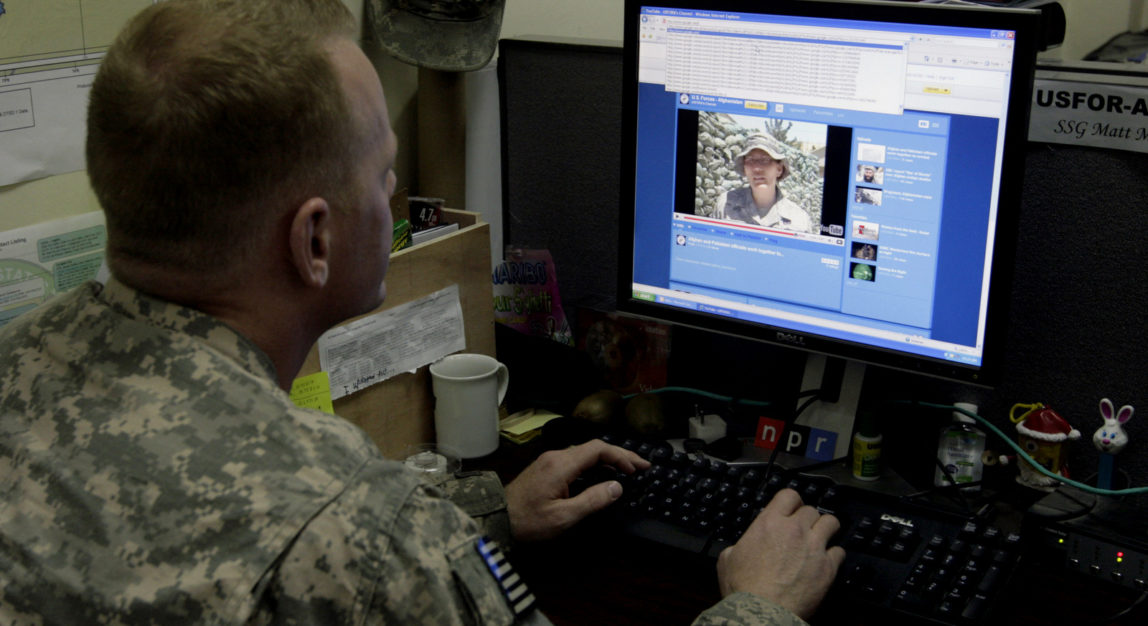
left=622, top=517, right=712, bottom=554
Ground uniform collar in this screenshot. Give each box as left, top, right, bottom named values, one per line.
left=99, top=278, right=280, bottom=383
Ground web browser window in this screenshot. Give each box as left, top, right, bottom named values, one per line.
left=628, top=5, right=1023, bottom=368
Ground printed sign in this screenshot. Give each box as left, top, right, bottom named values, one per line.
left=0, top=212, right=106, bottom=328
left=1028, top=65, right=1148, bottom=154
left=755, top=416, right=839, bottom=462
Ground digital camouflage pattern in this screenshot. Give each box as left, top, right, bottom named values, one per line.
left=0, top=279, right=801, bottom=625
left=695, top=592, right=810, bottom=626
left=0, top=279, right=541, bottom=625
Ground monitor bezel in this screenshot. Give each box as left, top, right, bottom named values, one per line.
left=616, top=0, right=1042, bottom=387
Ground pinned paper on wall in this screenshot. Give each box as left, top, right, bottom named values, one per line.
left=317, top=284, right=466, bottom=400
left=0, top=1, right=157, bottom=185
left=0, top=211, right=107, bottom=328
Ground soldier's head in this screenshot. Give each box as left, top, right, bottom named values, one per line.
left=733, top=134, right=790, bottom=184
left=87, top=0, right=364, bottom=282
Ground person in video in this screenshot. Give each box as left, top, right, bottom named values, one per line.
left=714, top=133, right=812, bottom=232
left=858, top=164, right=883, bottom=185
left=853, top=242, right=878, bottom=261
left=0, top=1, right=844, bottom=624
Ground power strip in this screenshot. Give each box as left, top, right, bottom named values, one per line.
left=1024, top=485, right=1148, bottom=591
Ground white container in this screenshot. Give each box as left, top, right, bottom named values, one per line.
left=933, top=402, right=986, bottom=491
left=429, top=353, right=509, bottom=459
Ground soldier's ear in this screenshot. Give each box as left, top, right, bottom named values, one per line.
left=289, top=198, right=331, bottom=288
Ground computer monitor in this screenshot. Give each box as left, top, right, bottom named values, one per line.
left=617, top=0, right=1041, bottom=394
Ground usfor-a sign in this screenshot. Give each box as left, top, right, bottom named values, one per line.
left=1028, top=63, right=1148, bottom=154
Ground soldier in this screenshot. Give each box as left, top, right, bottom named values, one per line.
left=0, top=1, right=842, bottom=624
left=714, top=133, right=813, bottom=233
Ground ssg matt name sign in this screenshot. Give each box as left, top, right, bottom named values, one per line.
left=1029, top=63, right=1148, bottom=154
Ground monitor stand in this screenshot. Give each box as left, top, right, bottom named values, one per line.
left=794, top=354, right=866, bottom=460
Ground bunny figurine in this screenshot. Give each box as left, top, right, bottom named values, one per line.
left=1093, top=398, right=1134, bottom=490
left=1094, top=398, right=1134, bottom=455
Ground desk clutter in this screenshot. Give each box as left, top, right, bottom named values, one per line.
left=575, top=434, right=1023, bottom=626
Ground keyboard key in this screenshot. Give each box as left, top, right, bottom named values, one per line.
left=961, top=592, right=992, bottom=620
left=977, top=564, right=1003, bottom=593
left=889, top=540, right=913, bottom=561
left=841, top=562, right=873, bottom=588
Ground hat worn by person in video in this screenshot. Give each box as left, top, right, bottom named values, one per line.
left=733, top=134, right=791, bottom=181
left=367, top=0, right=506, bottom=72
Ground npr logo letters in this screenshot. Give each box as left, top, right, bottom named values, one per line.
left=754, top=416, right=837, bottom=462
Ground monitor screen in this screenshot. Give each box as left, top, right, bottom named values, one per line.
left=618, top=0, right=1041, bottom=386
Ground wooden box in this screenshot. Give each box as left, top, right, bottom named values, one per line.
left=297, top=209, right=494, bottom=459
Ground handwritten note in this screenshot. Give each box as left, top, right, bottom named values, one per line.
left=289, top=371, right=335, bottom=414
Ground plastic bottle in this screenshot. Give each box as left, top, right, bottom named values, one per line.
left=851, top=411, right=883, bottom=481
left=933, top=402, right=986, bottom=491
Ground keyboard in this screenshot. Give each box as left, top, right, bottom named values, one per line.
left=590, top=437, right=1023, bottom=625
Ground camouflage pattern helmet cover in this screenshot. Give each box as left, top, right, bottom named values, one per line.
left=733, top=133, right=791, bottom=181
left=367, top=0, right=506, bottom=71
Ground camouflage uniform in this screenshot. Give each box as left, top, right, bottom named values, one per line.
left=715, top=187, right=812, bottom=233
left=0, top=279, right=542, bottom=624
left=0, top=279, right=802, bottom=626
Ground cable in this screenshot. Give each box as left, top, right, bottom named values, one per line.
left=626, top=385, right=822, bottom=480
left=1083, top=591, right=1148, bottom=626
left=623, top=386, right=771, bottom=407
left=624, top=391, right=1148, bottom=497
left=908, top=401, right=1148, bottom=497
left=793, top=393, right=821, bottom=420
left=624, top=385, right=823, bottom=410
left=927, top=456, right=976, bottom=513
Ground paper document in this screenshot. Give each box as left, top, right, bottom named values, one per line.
left=411, top=222, right=459, bottom=246
left=318, top=284, right=467, bottom=400
left=0, top=1, right=157, bottom=185
left=500, top=408, right=562, bottom=444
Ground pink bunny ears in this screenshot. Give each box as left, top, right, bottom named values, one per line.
left=1100, top=398, right=1134, bottom=424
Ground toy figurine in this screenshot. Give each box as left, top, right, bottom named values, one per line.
left=1007, top=403, right=1081, bottom=491
left=1093, top=398, right=1134, bottom=490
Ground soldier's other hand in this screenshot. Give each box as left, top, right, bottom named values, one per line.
left=505, top=440, right=648, bottom=542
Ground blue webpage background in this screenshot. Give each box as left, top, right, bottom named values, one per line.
left=630, top=83, right=998, bottom=348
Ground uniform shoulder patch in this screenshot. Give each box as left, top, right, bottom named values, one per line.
left=475, top=536, right=536, bottom=617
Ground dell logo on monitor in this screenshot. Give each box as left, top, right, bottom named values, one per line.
left=776, top=332, right=805, bottom=346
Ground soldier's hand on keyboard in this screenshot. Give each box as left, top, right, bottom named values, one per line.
left=716, top=488, right=846, bottom=620
left=506, top=439, right=650, bottom=542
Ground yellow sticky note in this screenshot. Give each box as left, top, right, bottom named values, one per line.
left=290, top=372, right=335, bottom=414
left=500, top=409, right=562, bottom=436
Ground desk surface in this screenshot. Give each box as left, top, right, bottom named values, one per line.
left=480, top=440, right=1148, bottom=626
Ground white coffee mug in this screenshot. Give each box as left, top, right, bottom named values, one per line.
left=429, top=353, right=509, bottom=459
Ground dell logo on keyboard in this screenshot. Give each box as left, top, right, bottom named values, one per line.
left=880, top=514, right=915, bottom=528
